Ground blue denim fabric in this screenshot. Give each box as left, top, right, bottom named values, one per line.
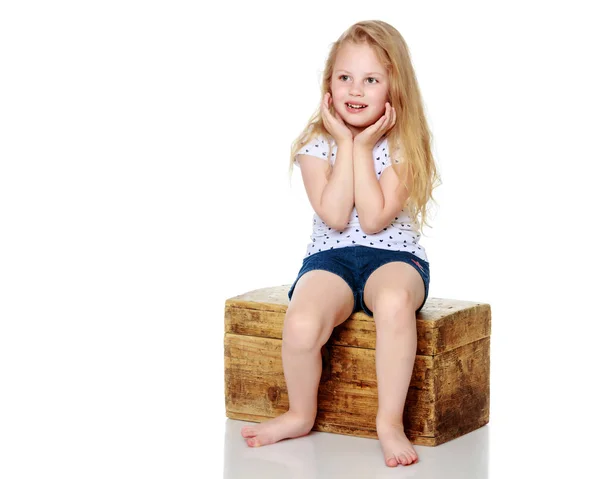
left=287, top=245, right=430, bottom=316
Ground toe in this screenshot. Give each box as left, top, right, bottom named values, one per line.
left=386, top=456, right=398, bottom=467
left=398, top=453, right=409, bottom=465
left=241, top=427, right=255, bottom=438
left=246, top=437, right=260, bottom=447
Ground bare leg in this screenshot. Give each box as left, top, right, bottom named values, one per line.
left=241, top=270, right=355, bottom=447
left=375, top=307, right=419, bottom=466
left=241, top=329, right=321, bottom=447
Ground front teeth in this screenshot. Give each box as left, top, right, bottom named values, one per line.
left=347, top=103, right=366, bottom=109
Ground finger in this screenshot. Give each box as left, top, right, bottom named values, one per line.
left=383, top=107, right=392, bottom=130
left=382, top=102, right=390, bottom=121
left=377, top=110, right=388, bottom=129
left=320, top=100, right=331, bottom=130
left=321, top=99, right=331, bottom=119
left=383, top=104, right=394, bottom=130
left=368, top=114, right=385, bottom=133
left=325, top=93, right=333, bottom=118
left=365, top=115, right=386, bottom=136
left=320, top=105, right=328, bottom=126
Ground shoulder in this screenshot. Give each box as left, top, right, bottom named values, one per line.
left=301, top=134, right=331, bottom=152
left=295, top=134, right=335, bottom=164
left=379, top=137, right=404, bottom=165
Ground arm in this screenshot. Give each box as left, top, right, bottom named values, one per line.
left=353, top=143, right=384, bottom=234
left=320, top=139, right=355, bottom=230
left=354, top=145, right=411, bottom=234
left=352, top=102, right=404, bottom=234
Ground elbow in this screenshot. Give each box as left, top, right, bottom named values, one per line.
left=337, top=216, right=352, bottom=232
left=332, top=217, right=351, bottom=232
left=322, top=216, right=346, bottom=232
left=332, top=220, right=349, bottom=231
left=363, top=226, right=378, bottom=236
left=363, top=219, right=381, bottom=235
left=331, top=213, right=351, bottom=232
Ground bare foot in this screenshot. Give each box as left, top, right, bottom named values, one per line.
left=240, top=411, right=315, bottom=447
left=376, top=421, right=419, bottom=467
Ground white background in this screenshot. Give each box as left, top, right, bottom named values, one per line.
left=1, top=1, right=598, bottom=477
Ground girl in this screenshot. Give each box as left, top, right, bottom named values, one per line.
left=241, top=19, right=441, bottom=468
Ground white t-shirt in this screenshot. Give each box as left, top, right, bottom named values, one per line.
left=294, top=134, right=428, bottom=262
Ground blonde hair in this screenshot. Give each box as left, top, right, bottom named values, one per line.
left=288, top=20, right=441, bottom=234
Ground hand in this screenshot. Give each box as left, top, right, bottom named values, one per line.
left=321, top=92, right=353, bottom=144
left=354, top=102, right=396, bottom=151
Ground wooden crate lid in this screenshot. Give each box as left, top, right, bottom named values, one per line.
left=225, top=285, right=491, bottom=356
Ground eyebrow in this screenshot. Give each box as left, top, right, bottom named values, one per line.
left=335, top=69, right=384, bottom=77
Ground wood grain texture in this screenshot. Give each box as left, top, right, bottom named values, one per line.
left=225, top=285, right=491, bottom=355
left=224, top=285, right=491, bottom=446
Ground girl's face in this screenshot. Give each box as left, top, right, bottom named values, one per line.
left=330, top=42, right=390, bottom=136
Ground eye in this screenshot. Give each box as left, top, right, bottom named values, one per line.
left=339, top=75, right=350, bottom=81
left=366, top=77, right=378, bottom=84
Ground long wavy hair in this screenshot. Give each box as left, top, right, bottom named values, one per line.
left=288, top=20, right=441, bottom=234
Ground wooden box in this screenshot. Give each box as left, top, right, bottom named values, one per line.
left=224, top=285, right=491, bottom=446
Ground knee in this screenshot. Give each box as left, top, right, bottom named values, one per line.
left=373, top=289, right=414, bottom=328
left=282, top=312, right=328, bottom=352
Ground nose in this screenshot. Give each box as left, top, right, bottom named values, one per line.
left=349, top=81, right=364, bottom=97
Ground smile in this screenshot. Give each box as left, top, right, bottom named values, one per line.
left=345, top=103, right=368, bottom=113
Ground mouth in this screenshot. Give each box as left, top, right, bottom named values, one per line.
left=345, top=102, right=368, bottom=113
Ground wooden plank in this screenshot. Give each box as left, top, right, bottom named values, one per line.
left=225, top=286, right=491, bottom=355
left=434, top=303, right=492, bottom=356
left=433, top=337, right=490, bottom=441
left=225, top=333, right=438, bottom=438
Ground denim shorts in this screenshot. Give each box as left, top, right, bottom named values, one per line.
left=287, top=245, right=430, bottom=317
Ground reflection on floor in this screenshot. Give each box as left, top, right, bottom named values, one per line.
left=223, top=419, right=489, bottom=479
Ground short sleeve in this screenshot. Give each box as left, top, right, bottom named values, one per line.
left=294, top=135, right=331, bottom=167
left=379, top=138, right=404, bottom=175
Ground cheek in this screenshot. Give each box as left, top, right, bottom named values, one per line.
left=376, top=89, right=389, bottom=104
left=373, top=90, right=389, bottom=113
left=332, top=93, right=347, bottom=111
left=375, top=103, right=386, bottom=116
left=331, top=86, right=344, bottom=103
